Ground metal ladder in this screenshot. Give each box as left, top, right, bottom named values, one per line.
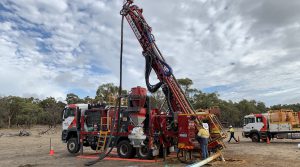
left=100, top=117, right=111, bottom=131
left=209, top=114, right=226, bottom=137
left=207, top=114, right=227, bottom=149
left=96, top=130, right=109, bottom=153
left=95, top=117, right=111, bottom=153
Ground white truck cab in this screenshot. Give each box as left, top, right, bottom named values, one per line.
left=242, top=110, right=300, bottom=142
left=242, top=113, right=267, bottom=142
left=62, top=104, right=88, bottom=132
left=243, top=114, right=264, bottom=134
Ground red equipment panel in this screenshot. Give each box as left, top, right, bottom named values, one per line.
left=177, top=115, right=196, bottom=149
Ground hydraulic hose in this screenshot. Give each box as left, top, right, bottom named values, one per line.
left=144, top=54, right=163, bottom=93
left=84, top=14, right=125, bottom=166
left=162, top=86, right=174, bottom=114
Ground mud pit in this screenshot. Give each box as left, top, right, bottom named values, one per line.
left=0, top=126, right=299, bottom=167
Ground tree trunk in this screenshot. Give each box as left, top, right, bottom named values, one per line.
left=52, top=111, right=55, bottom=128
left=8, top=116, right=11, bottom=129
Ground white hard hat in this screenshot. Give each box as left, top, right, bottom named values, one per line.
left=203, top=123, right=209, bottom=130
left=229, top=125, right=232, bottom=128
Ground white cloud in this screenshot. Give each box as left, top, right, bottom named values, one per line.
left=0, top=0, right=299, bottom=106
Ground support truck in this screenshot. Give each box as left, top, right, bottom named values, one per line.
left=242, top=109, right=300, bottom=142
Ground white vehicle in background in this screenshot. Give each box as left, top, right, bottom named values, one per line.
left=242, top=109, right=300, bottom=142
left=61, top=103, right=111, bottom=154
left=62, top=104, right=88, bottom=132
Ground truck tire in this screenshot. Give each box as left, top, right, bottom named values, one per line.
left=159, top=146, right=170, bottom=158
left=67, top=138, right=80, bottom=154
left=117, top=140, right=135, bottom=158
left=91, top=144, right=97, bottom=151
left=251, top=133, right=260, bottom=142
left=136, top=145, right=154, bottom=160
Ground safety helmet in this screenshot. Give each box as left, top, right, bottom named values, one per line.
left=203, top=123, right=209, bottom=130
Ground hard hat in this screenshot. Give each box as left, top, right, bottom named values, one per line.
left=203, top=123, right=209, bottom=130
left=229, top=125, right=232, bottom=128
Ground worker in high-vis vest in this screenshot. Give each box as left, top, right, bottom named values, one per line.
left=228, top=125, right=238, bottom=143
left=196, top=123, right=210, bottom=159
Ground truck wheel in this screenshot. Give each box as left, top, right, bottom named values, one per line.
left=67, top=138, right=80, bottom=154
left=137, top=145, right=154, bottom=160
left=159, top=146, right=170, bottom=158
left=91, top=145, right=97, bottom=151
left=251, top=133, right=260, bottom=142
left=117, top=140, right=135, bottom=158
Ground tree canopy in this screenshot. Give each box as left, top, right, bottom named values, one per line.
left=0, top=80, right=299, bottom=128
left=0, top=96, right=65, bottom=128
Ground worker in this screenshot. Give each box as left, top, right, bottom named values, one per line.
left=196, top=123, right=210, bottom=160
left=227, top=125, right=238, bottom=143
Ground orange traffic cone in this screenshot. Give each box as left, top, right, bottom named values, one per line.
left=49, top=146, right=55, bottom=155
left=267, top=137, right=270, bottom=144
left=49, top=138, right=54, bottom=155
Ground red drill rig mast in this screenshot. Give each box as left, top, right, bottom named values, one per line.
left=121, top=0, right=194, bottom=117
left=84, top=1, right=226, bottom=166
left=120, top=0, right=226, bottom=155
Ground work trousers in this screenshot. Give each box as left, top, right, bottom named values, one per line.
left=196, top=136, right=209, bottom=159
left=228, top=132, right=238, bottom=142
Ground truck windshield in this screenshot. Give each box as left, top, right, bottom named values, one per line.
left=244, top=117, right=255, bottom=124
left=64, top=108, right=75, bottom=118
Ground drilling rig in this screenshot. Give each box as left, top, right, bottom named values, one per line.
left=119, top=0, right=226, bottom=160
left=81, top=0, right=227, bottom=165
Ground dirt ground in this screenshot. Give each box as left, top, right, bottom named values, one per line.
left=0, top=126, right=299, bottom=167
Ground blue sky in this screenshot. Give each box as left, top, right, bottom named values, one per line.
left=0, top=0, right=299, bottom=106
